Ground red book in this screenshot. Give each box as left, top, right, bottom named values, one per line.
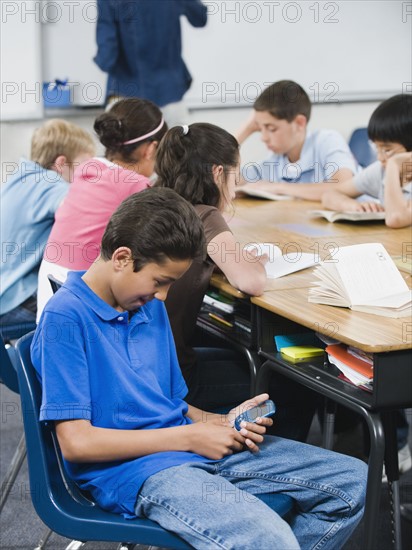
left=326, top=344, right=373, bottom=382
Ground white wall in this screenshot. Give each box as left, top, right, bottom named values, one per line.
left=0, top=0, right=43, bottom=120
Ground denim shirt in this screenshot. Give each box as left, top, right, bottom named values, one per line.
left=94, top=0, right=207, bottom=106
left=0, top=159, right=68, bottom=315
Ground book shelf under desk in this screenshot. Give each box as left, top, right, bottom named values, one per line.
left=255, top=306, right=411, bottom=550
left=196, top=284, right=261, bottom=392
left=196, top=311, right=254, bottom=349
left=256, top=304, right=412, bottom=410
left=257, top=348, right=412, bottom=411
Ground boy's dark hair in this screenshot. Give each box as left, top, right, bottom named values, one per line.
left=254, top=80, right=311, bottom=122
left=154, top=123, right=239, bottom=208
left=367, top=94, right=412, bottom=151
left=94, top=98, right=168, bottom=163
left=101, top=188, right=204, bottom=271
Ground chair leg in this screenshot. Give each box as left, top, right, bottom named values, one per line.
left=0, top=433, right=26, bottom=512
left=1, top=435, right=57, bottom=550
left=65, top=541, right=86, bottom=550
left=34, top=526, right=54, bottom=550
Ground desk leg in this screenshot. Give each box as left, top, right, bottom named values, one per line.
left=242, top=348, right=260, bottom=396
left=381, top=411, right=402, bottom=550
left=256, top=360, right=386, bottom=550
left=361, top=411, right=385, bottom=550
left=256, top=361, right=385, bottom=550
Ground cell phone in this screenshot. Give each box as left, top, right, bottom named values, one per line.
left=234, top=400, right=276, bottom=431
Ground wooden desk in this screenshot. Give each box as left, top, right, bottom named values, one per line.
left=213, top=198, right=412, bottom=549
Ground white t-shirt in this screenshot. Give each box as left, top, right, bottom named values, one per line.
left=353, top=161, right=412, bottom=204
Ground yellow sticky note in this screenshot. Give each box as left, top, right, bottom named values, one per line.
left=280, top=346, right=324, bottom=360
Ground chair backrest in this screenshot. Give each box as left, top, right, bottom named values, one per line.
left=47, top=274, right=63, bottom=294
left=14, top=333, right=94, bottom=512
left=348, top=127, right=377, bottom=168
left=1, top=333, right=19, bottom=394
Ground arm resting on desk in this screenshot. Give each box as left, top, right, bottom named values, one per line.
left=208, top=231, right=267, bottom=296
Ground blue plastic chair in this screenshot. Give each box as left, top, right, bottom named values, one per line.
left=15, top=332, right=293, bottom=549
left=47, top=274, right=63, bottom=294
left=348, top=128, right=377, bottom=168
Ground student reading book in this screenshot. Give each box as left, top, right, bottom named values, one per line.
left=321, top=94, right=412, bottom=228
left=155, top=123, right=318, bottom=442
left=36, top=98, right=168, bottom=320
left=308, top=243, right=411, bottom=318
left=235, top=80, right=356, bottom=200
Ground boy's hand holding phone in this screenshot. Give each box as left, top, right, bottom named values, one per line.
left=227, top=394, right=276, bottom=453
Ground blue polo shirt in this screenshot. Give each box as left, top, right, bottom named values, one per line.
left=0, top=158, right=68, bottom=315
left=242, top=129, right=356, bottom=184
left=31, top=271, right=209, bottom=518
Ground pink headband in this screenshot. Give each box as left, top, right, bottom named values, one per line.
left=122, top=118, right=165, bottom=145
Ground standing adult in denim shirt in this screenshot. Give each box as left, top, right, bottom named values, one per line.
left=94, top=0, right=207, bottom=124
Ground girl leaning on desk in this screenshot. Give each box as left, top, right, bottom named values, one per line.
left=155, top=123, right=320, bottom=441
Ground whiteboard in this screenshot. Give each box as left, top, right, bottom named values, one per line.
left=41, top=0, right=106, bottom=107
left=182, top=0, right=412, bottom=107
left=1, top=0, right=411, bottom=121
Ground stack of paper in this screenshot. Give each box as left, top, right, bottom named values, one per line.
left=326, top=344, right=373, bottom=388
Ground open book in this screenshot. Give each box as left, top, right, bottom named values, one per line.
left=310, top=209, right=386, bottom=223
left=308, top=243, right=412, bottom=318
left=245, top=243, right=319, bottom=279
left=236, top=185, right=292, bottom=201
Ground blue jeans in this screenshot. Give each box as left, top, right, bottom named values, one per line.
left=0, top=295, right=37, bottom=341
left=136, top=436, right=367, bottom=549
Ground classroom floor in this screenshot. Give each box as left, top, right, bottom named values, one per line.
left=1, top=380, right=411, bottom=550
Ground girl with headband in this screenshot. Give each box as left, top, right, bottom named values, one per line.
left=36, top=98, right=167, bottom=320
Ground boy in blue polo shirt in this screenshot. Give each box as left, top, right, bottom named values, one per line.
left=32, top=188, right=367, bottom=549
left=236, top=80, right=356, bottom=200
